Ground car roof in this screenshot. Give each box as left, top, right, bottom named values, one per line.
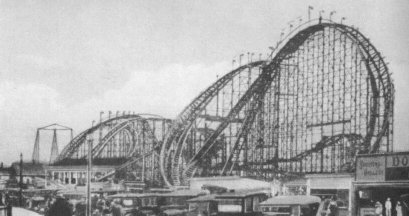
left=107, top=193, right=159, bottom=198
left=260, top=196, right=321, bottom=206
left=215, top=189, right=269, bottom=198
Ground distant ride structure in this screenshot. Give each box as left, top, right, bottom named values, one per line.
left=159, top=20, right=394, bottom=186
left=32, top=123, right=73, bottom=164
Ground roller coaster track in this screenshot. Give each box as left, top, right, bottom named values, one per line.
left=56, top=115, right=144, bottom=161
left=96, top=151, right=159, bottom=182
left=160, top=61, right=267, bottom=186
left=90, top=118, right=159, bottom=158
left=91, top=119, right=138, bottom=158
left=160, top=21, right=394, bottom=186
left=181, top=24, right=327, bottom=184
left=274, top=133, right=363, bottom=163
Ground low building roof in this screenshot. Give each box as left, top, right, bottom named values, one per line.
left=187, top=194, right=217, bottom=203
left=284, top=178, right=307, bottom=186
left=160, top=189, right=202, bottom=197
left=0, top=167, right=14, bottom=176
left=260, top=195, right=321, bottom=206
left=215, top=189, right=269, bottom=198
left=189, top=176, right=271, bottom=192
left=107, top=190, right=202, bottom=199
left=107, top=193, right=160, bottom=199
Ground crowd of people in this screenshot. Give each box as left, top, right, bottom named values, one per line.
left=0, top=192, right=12, bottom=216
left=319, top=196, right=339, bottom=216
left=374, top=197, right=404, bottom=216
left=43, top=194, right=115, bottom=216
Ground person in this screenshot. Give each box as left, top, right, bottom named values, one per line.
left=396, top=201, right=403, bottom=216
left=75, top=199, right=86, bottom=216
left=327, top=197, right=338, bottom=216
left=6, top=203, right=11, bottom=216
left=385, top=198, right=392, bottom=216
left=48, top=195, right=72, bottom=216
left=97, top=198, right=105, bottom=213
left=111, top=199, right=122, bottom=216
left=375, top=201, right=383, bottom=216
left=4, top=192, right=10, bottom=206
left=44, top=197, right=52, bottom=216
left=91, top=195, right=98, bottom=210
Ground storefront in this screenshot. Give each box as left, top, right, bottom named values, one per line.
left=306, top=173, right=353, bottom=216
left=282, top=173, right=353, bottom=215
left=353, top=152, right=409, bottom=216
left=45, top=165, right=115, bottom=188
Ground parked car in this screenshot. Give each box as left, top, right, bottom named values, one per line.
left=259, top=195, right=321, bottom=216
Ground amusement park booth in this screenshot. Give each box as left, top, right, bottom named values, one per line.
left=282, top=173, right=353, bottom=216
left=305, top=173, right=353, bottom=214
left=353, top=152, right=409, bottom=216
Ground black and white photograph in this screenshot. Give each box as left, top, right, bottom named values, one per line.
left=0, top=0, right=408, bottom=216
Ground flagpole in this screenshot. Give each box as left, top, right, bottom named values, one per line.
left=308, top=6, right=314, bottom=21
left=87, top=138, right=93, bottom=216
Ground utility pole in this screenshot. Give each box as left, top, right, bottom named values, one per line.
left=87, top=138, right=93, bottom=216
left=19, top=153, right=23, bottom=207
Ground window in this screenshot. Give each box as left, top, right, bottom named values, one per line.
left=310, top=189, right=349, bottom=208
left=245, top=197, right=252, bottom=212
left=219, top=199, right=241, bottom=205
left=142, top=198, right=149, bottom=206
left=218, top=199, right=242, bottom=213
left=149, top=198, right=157, bottom=206
left=122, top=199, right=134, bottom=207
left=253, top=196, right=260, bottom=211
left=189, top=203, right=199, bottom=211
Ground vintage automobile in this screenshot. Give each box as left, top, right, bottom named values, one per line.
left=259, top=195, right=321, bottom=216
left=186, top=194, right=218, bottom=216
left=215, top=189, right=269, bottom=216
left=157, top=190, right=202, bottom=216
left=108, top=193, right=161, bottom=216
left=107, top=190, right=203, bottom=216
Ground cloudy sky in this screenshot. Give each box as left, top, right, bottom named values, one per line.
left=0, top=0, right=408, bottom=164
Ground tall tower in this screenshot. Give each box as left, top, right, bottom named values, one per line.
left=31, top=123, right=73, bottom=164
left=49, top=129, right=59, bottom=164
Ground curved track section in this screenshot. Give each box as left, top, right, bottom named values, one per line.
left=56, top=114, right=171, bottom=186
left=160, top=21, right=394, bottom=186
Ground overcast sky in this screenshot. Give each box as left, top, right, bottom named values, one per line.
left=0, top=0, right=408, bottom=164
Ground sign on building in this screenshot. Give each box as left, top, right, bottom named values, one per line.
left=356, top=153, right=409, bottom=182
left=356, top=156, right=385, bottom=182
left=386, top=154, right=409, bottom=181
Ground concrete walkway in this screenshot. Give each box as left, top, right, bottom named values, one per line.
left=10, top=207, right=41, bottom=216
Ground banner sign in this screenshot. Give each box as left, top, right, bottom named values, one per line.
left=385, top=155, right=409, bottom=181
left=356, top=153, right=409, bottom=182
left=356, top=156, right=385, bottom=182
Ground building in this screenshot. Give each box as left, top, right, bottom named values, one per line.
left=0, top=166, right=14, bottom=189
left=11, top=162, right=46, bottom=188
left=45, top=164, right=116, bottom=189
left=283, top=173, right=353, bottom=215
left=353, top=152, right=409, bottom=216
